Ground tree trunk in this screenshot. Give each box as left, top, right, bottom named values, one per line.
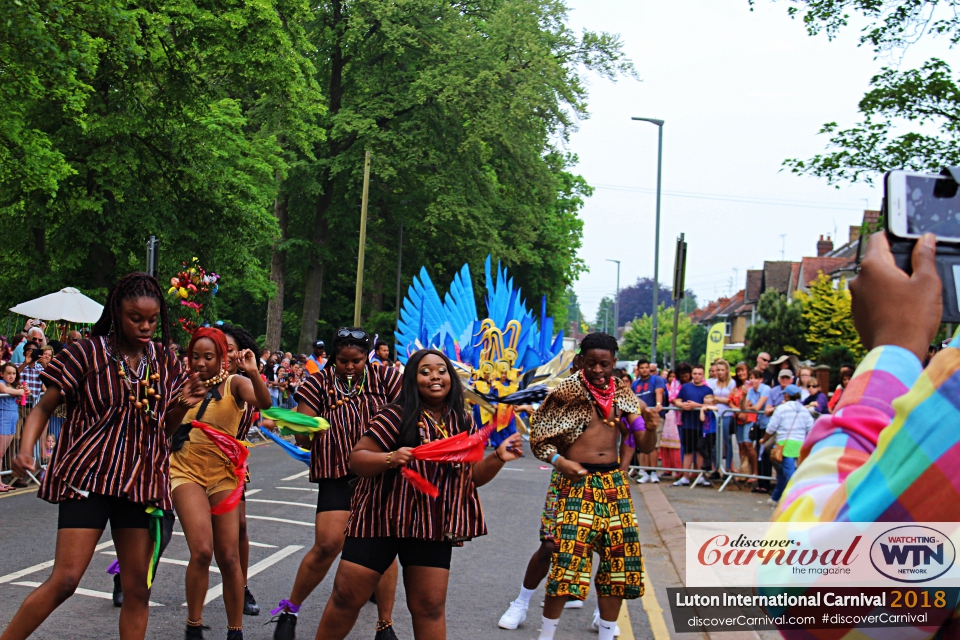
left=297, top=194, right=330, bottom=352
left=265, top=194, right=289, bottom=351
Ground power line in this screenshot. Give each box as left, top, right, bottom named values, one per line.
left=592, top=183, right=869, bottom=211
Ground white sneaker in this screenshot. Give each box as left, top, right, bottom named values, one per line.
left=635, top=470, right=649, bottom=484
left=591, top=610, right=621, bottom=636
left=695, top=476, right=712, bottom=487
left=649, top=472, right=660, bottom=483
left=768, top=498, right=779, bottom=507
left=672, top=477, right=690, bottom=486
left=564, top=598, right=584, bottom=609
left=498, top=599, right=528, bottom=629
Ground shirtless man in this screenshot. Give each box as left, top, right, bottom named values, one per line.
left=528, top=333, right=657, bottom=640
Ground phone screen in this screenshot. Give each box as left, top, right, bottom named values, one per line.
left=905, top=174, right=960, bottom=240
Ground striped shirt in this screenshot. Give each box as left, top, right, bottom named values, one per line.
left=773, top=341, right=960, bottom=638
left=346, top=404, right=487, bottom=542
left=21, top=363, right=44, bottom=405
left=237, top=403, right=257, bottom=441
left=295, top=362, right=402, bottom=481
left=39, top=337, right=187, bottom=509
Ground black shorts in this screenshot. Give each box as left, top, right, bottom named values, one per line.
left=58, top=493, right=151, bottom=530
left=316, top=475, right=356, bottom=513
left=341, top=536, right=453, bottom=574
left=680, top=428, right=701, bottom=454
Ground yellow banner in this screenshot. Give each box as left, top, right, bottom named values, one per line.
left=705, top=322, right=726, bottom=366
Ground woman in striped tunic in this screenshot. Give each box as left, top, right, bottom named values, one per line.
left=1, top=273, right=207, bottom=640
left=271, top=328, right=402, bottom=640
left=314, top=349, right=522, bottom=640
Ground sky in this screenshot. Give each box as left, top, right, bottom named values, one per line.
left=563, top=0, right=952, bottom=322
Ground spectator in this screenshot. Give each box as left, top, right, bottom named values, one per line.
left=802, top=379, right=829, bottom=416
left=673, top=364, right=713, bottom=486
left=765, top=369, right=794, bottom=417
left=7, top=333, right=25, bottom=364
left=826, top=363, right=855, bottom=413
left=729, top=362, right=754, bottom=476
left=769, top=355, right=796, bottom=383
left=0, top=362, right=27, bottom=492
left=65, top=330, right=83, bottom=346
left=658, top=369, right=682, bottom=476
left=304, top=340, right=326, bottom=375
left=373, top=340, right=395, bottom=367
left=632, top=358, right=665, bottom=483
left=11, top=327, right=45, bottom=364
left=755, top=351, right=774, bottom=386
left=18, top=344, right=45, bottom=407
left=0, top=336, right=10, bottom=364
left=707, top=359, right=736, bottom=474
left=708, top=362, right=717, bottom=381
left=761, top=383, right=813, bottom=506
left=797, top=366, right=814, bottom=399
left=699, top=394, right=718, bottom=476
left=744, top=369, right=771, bottom=492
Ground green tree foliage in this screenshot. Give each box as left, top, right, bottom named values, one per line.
left=743, top=291, right=808, bottom=362
left=688, top=323, right=708, bottom=365
left=795, top=273, right=865, bottom=359
left=773, top=1, right=960, bottom=182
left=620, top=304, right=695, bottom=366
left=594, top=296, right=615, bottom=333
left=565, top=287, right=583, bottom=331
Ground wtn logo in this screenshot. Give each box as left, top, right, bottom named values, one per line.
left=870, top=526, right=956, bottom=583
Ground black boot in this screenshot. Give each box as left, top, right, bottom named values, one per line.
left=227, top=630, right=244, bottom=640
left=185, top=623, right=209, bottom=639
left=271, top=612, right=297, bottom=640
left=243, top=586, right=259, bottom=616
left=112, top=574, right=123, bottom=608
left=375, top=620, right=399, bottom=640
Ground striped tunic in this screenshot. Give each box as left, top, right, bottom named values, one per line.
left=345, top=404, right=488, bottom=542
left=295, top=362, right=402, bottom=481
left=39, top=337, right=187, bottom=509
left=236, top=403, right=257, bottom=441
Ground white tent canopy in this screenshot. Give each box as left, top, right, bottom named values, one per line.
left=9, top=287, right=104, bottom=324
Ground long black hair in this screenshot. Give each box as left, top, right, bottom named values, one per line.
left=91, top=272, right=171, bottom=348
left=395, top=349, right=467, bottom=448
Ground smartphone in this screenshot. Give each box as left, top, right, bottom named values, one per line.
left=886, top=170, right=960, bottom=241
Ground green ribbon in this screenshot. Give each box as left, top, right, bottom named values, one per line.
left=145, top=506, right=163, bottom=588
left=261, top=408, right=330, bottom=439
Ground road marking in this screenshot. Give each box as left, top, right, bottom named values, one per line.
left=0, top=485, right=38, bottom=500
left=640, top=573, right=671, bottom=640
left=276, top=486, right=317, bottom=492
left=500, top=467, right=524, bottom=472
left=245, top=515, right=315, bottom=527
left=99, top=551, right=220, bottom=573
left=171, top=530, right=276, bottom=548
left=11, top=581, right=163, bottom=606
left=0, top=541, right=115, bottom=584
left=245, top=488, right=262, bottom=496
left=188, top=545, right=303, bottom=606
left=618, top=600, right=635, bottom=640
left=245, top=498, right=315, bottom=509
left=281, top=470, right=310, bottom=481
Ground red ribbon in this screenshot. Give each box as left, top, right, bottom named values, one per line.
left=399, top=423, right=495, bottom=496
left=191, top=421, right=249, bottom=515
left=582, top=373, right=616, bottom=418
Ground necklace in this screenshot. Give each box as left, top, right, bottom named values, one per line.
left=419, top=409, right=450, bottom=440
left=202, top=369, right=229, bottom=388
left=328, top=369, right=367, bottom=407
left=116, top=347, right=161, bottom=417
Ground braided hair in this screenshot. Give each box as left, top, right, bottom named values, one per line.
left=91, top=272, right=171, bottom=348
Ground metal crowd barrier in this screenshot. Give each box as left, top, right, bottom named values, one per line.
left=628, top=405, right=777, bottom=492
left=0, top=402, right=49, bottom=485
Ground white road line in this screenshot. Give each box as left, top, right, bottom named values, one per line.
left=99, top=551, right=220, bottom=573
left=276, top=486, right=318, bottom=492
left=189, top=545, right=303, bottom=606
left=11, top=581, right=163, bottom=607
left=171, top=529, right=276, bottom=548
left=245, top=488, right=262, bottom=496
left=245, top=515, right=314, bottom=527
left=500, top=467, right=524, bottom=472
left=281, top=470, right=310, bottom=481
left=0, top=541, right=115, bottom=584
left=245, top=498, right=315, bottom=509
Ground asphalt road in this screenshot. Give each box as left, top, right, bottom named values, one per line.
left=0, top=439, right=691, bottom=639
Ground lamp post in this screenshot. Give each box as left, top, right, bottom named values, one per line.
left=606, top=259, right=620, bottom=339
left=632, top=117, right=664, bottom=365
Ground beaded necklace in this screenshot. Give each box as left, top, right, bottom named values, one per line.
left=581, top=374, right=619, bottom=428
left=115, top=345, right=161, bottom=418
left=326, top=368, right=367, bottom=408
left=419, top=409, right=450, bottom=441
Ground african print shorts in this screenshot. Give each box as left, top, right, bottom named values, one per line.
left=539, top=470, right=561, bottom=542
left=546, top=468, right=644, bottom=600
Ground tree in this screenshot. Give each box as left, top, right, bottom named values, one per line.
left=620, top=304, right=696, bottom=366
left=773, top=1, right=960, bottom=182
left=616, top=277, right=697, bottom=326
left=795, top=273, right=865, bottom=359
left=594, top=296, right=615, bottom=333
left=743, top=291, right=808, bottom=362
left=566, top=287, right=584, bottom=331
left=688, top=324, right=708, bottom=365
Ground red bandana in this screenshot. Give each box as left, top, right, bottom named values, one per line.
left=582, top=372, right=616, bottom=419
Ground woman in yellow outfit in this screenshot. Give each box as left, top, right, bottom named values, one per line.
left=170, top=327, right=272, bottom=640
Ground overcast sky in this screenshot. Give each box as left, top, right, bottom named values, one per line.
left=563, top=0, right=950, bottom=322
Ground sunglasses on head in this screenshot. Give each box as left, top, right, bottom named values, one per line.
left=337, top=329, right=368, bottom=340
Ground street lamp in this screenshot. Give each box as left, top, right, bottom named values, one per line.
left=632, top=117, right=664, bottom=365
left=606, top=259, right=620, bottom=339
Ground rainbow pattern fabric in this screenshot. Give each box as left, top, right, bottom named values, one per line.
left=774, top=338, right=960, bottom=638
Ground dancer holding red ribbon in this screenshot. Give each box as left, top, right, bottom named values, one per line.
left=169, top=327, right=271, bottom=640
left=312, top=349, right=521, bottom=640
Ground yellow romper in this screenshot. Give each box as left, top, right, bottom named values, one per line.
left=170, top=375, right=245, bottom=496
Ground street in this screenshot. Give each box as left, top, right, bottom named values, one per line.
left=0, top=439, right=775, bottom=639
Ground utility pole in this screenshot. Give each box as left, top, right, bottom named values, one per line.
left=671, top=233, right=687, bottom=370
left=780, top=234, right=787, bottom=261
left=606, top=259, right=620, bottom=338
left=145, top=235, right=160, bottom=279
left=632, top=117, right=665, bottom=365
left=353, top=150, right=372, bottom=326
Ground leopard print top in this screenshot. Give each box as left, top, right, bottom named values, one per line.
left=530, top=371, right=640, bottom=462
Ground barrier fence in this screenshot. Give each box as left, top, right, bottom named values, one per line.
left=0, top=401, right=49, bottom=485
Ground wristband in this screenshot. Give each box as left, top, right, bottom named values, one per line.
left=385, top=452, right=393, bottom=467
left=550, top=453, right=561, bottom=466
left=628, top=415, right=646, bottom=432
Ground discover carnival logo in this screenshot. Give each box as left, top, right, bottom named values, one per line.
left=869, top=526, right=956, bottom=583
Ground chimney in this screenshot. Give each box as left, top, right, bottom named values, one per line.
left=817, top=235, right=834, bottom=257
left=849, top=225, right=861, bottom=245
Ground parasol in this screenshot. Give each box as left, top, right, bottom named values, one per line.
left=9, top=287, right=104, bottom=323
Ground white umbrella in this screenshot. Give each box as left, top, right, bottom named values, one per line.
left=9, top=287, right=104, bottom=324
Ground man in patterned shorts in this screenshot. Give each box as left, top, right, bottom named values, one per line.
left=529, top=332, right=657, bottom=640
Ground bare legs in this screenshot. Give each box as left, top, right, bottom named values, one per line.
left=0, top=434, right=14, bottom=490
left=0, top=527, right=152, bottom=640
left=315, top=561, right=448, bottom=640
left=283, top=510, right=396, bottom=621
left=522, top=540, right=555, bottom=589
left=174, top=484, right=244, bottom=629
left=238, top=501, right=249, bottom=582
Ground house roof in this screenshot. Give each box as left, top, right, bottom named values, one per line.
left=763, top=261, right=797, bottom=295
left=800, top=257, right=851, bottom=286
left=691, top=290, right=748, bottom=325
left=745, top=270, right=763, bottom=302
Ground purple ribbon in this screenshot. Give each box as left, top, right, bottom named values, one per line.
left=270, top=599, right=300, bottom=616
left=106, top=559, right=121, bottom=575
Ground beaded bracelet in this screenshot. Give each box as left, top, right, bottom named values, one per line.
left=385, top=452, right=393, bottom=467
